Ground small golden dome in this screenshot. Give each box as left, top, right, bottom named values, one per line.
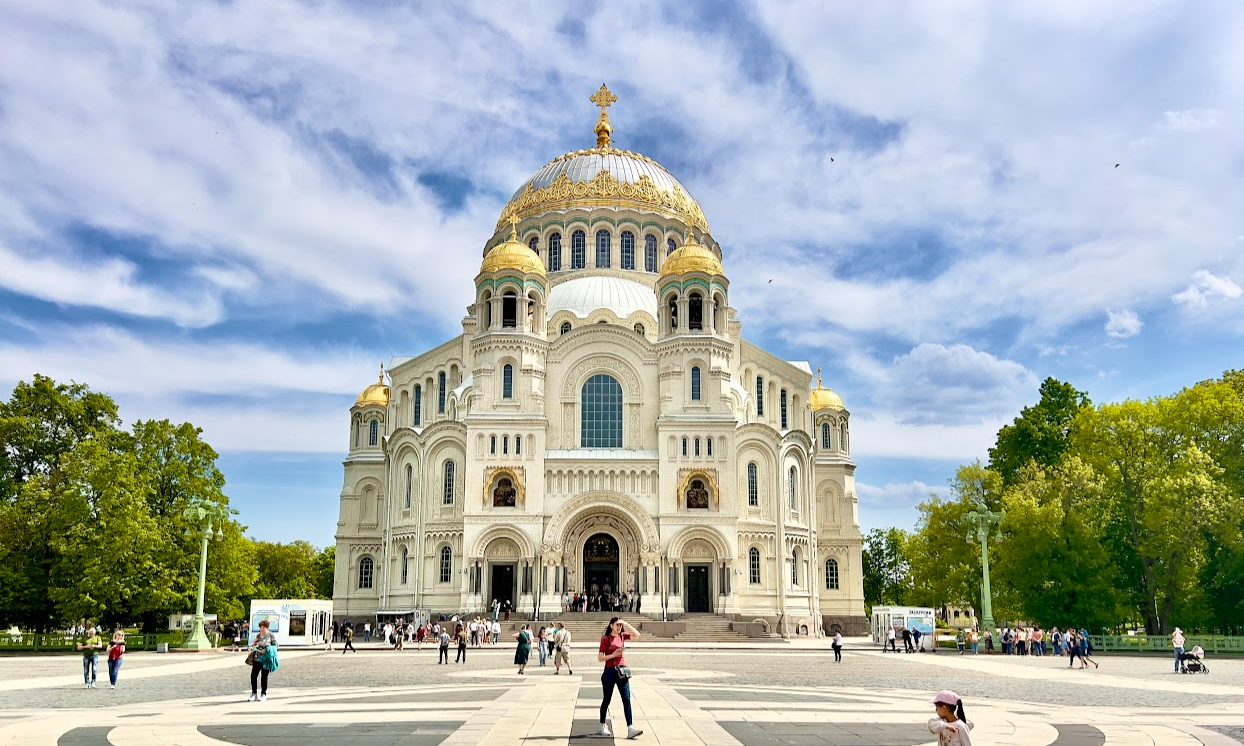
left=481, top=220, right=547, bottom=277
left=810, top=367, right=846, bottom=411
left=355, top=364, right=390, bottom=408
left=660, top=229, right=723, bottom=277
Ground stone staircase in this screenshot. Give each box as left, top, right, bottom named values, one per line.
left=671, top=613, right=751, bottom=643
left=515, top=612, right=652, bottom=646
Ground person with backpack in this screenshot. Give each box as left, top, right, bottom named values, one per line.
left=247, top=619, right=278, bottom=702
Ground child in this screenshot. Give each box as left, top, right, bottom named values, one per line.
left=928, top=690, right=972, bottom=745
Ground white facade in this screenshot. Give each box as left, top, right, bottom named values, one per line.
left=333, top=93, right=866, bottom=635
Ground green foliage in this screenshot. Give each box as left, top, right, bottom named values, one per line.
left=988, top=377, right=1090, bottom=487
left=313, top=545, right=336, bottom=599
left=862, top=528, right=913, bottom=606
left=906, top=462, right=1000, bottom=610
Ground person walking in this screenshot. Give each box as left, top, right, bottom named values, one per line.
left=537, top=626, right=549, bottom=667
left=106, top=631, right=126, bottom=689
left=955, top=629, right=966, bottom=655
left=513, top=624, right=532, bottom=674
left=437, top=626, right=451, bottom=664
left=912, top=626, right=923, bottom=652
left=455, top=623, right=468, bottom=663
left=597, top=617, right=642, bottom=739
left=968, top=629, right=979, bottom=655
left=554, top=622, right=573, bottom=675
left=902, top=626, right=913, bottom=653
left=247, top=619, right=278, bottom=702
left=77, top=626, right=103, bottom=688
left=1172, top=627, right=1186, bottom=674
left=885, top=626, right=897, bottom=653
left=341, top=623, right=357, bottom=654
left=832, top=630, right=843, bottom=662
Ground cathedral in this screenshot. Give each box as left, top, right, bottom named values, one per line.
left=332, top=86, right=866, bottom=636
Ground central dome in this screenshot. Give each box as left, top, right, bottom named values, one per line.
left=547, top=275, right=658, bottom=319
left=498, top=147, right=708, bottom=233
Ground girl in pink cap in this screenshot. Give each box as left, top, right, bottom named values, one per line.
left=928, top=690, right=972, bottom=745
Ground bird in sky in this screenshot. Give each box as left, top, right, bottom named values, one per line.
left=1115, top=163, right=1120, bottom=168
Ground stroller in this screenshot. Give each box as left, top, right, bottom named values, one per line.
left=1179, top=646, right=1209, bottom=674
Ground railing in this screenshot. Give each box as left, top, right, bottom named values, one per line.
left=0, top=632, right=191, bottom=652
left=1089, top=634, right=1243, bottom=654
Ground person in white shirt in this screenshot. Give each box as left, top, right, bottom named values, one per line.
left=885, top=626, right=897, bottom=653
left=832, top=631, right=843, bottom=662
left=1172, top=627, right=1186, bottom=673
left=491, top=619, right=501, bottom=644
left=928, top=689, right=972, bottom=745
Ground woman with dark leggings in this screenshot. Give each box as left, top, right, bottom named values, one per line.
left=248, top=619, right=277, bottom=702
left=597, top=617, right=643, bottom=739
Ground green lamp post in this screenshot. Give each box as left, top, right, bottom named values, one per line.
left=963, top=498, right=1002, bottom=636
left=182, top=502, right=230, bottom=650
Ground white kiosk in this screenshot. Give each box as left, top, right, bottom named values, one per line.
left=248, top=599, right=334, bottom=646
left=871, top=605, right=935, bottom=644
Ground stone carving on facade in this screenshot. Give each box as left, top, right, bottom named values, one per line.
left=542, top=491, right=659, bottom=554
left=561, top=354, right=640, bottom=397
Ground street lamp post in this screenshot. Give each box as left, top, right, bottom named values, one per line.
left=182, top=502, right=230, bottom=650
left=963, top=498, right=1002, bottom=636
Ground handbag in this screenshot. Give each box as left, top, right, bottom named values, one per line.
left=245, top=651, right=255, bottom=666
left=615, top=665, right=632, bottom=681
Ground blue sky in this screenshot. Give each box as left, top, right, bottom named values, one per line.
left=2, top=0, right=1242, bottom=547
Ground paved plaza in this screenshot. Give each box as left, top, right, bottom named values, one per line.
left=3, top=640, right=1244, bottom=746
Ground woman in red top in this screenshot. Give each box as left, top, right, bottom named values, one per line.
left=597, top=617, right=643, bottom=739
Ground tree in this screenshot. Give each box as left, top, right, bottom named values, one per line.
left=907, top=462, right=1001, bottom=612
left=863, top=528, right=913, bottom=607
left=252, top=541, right=321, bottom=599
left=989, top=377, right=1090, bottom=487
left=313, top=545, right=336, bottom=599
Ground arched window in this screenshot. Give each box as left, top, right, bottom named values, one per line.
left=780, top=389, right=788, bottom=429
left=353, top=418, right=359, bottom=448
left=405, top=464, right=413, bottom=508
left=571, top=230, right=586, bottom=269
left=667, top=237, right=677, bottom=255
left=688, top=294, right=703, bottom=331
left=502, top=364, right=513, bottom=399
left=620, top=230, right=635, bottom=269
left=439, top=546, right=452, bottom=583
left=502, top=435, right=509, bottom=454
left=413, top=385, right=422, bottom=426
left=821, top=422, right=831, bottom=449
left=791, top=549, right=799, bottom=587
left=747, top=462, right=758, bottom=506
left=368, top=420, right=379, bottom=446
left=634, top=323, right=645, bottom=335
left=690, top=366, right=701, bottom=401
left=442, top=460, right=455, bottom=504
left=667, top=296, right=679, bottom=332
left=515, top=434, right=522, bottom=455
left=580, top=374, right=623, bottom=448
left=401, top=547, right=409, bottom=585
left=549, top=232, right=562, bottom=271
left=681, top=437, right=688, bottom=456
left=501, top=292, right=517, bottom=328
left=789, top=465, right=797, bottom=510
left=528, top=235, right=539, bottom=256
left=694, top=437, right=700, bottom=456
left=438, top=372, right=447, bottom=413
left=706, top=437, right=713, bottom=456
left=755, top=376, right=764, bottom=416
left=595, top=229, right=611, bottom=268
left=560, top=321, right=572, bottom=335
left=645, top=235, right=658, bottom=272
left=490, top=435, right=496, bottom=454
left=840, top=423, right=848, bottom=452
left=825, top=558, right=840, bottom=590
left=749, top=547, right=761, bottom=584
left=358, top=556, right=374, bottom=589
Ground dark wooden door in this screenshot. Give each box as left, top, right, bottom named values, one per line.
left=491, top=564, right=515, bottom=609
left=686, top=564, right=711, bottom=613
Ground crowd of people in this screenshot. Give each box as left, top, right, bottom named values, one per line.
left=562, top=589, right=640, bottom=614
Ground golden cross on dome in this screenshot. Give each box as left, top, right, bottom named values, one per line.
left=378, top=361, right=385, bottom=383
left=590, top=84, right=618, bottom=148
left=816, top=366, right=823, bottom=387
left=508, top=211, right=519, bottom=241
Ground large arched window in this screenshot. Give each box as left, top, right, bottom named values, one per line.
left=620, top=230, right=635, bottom=270
left=749, top=547, right=761, bottom=584
left=690, top=366, right=701, bottom=401
left=789, top=465, right=797, bottom=510
left=528, top=235, right=539, bottom=256
left=549, top=232, right=562, bottom=271
left=405, top=464, right=413, bottom=508
left=442, top=460, right=455, bottom=504
left=645, top=235, right=657, bottom=272
left=368, top=420, right=379, bottom=446
left=747, top=462, right=758, bottom=506
left=502, top=291, right=517, bottom=328
left=401, top=547, right=409, bottom=585
left=755, top=376, right=764, bottom=416
left=358, top=556, right=374, bottom=589
left=821, top=422, right=831, bottom=449
left=581, top=374, right=623, bottom=448
left=438, top=372, right=447, bottom=413
left=571, top=230, right=586, bottom=269
left=826, top=558, right=840, bottom=590
left=780, top=389, right=788, bottom=429
left=688, top=293, right=703, bottom=330
left=439, top=546, right=452, bottom=583
left=595, top=229, right=611, bottom=268
left=667, top=237, right=677, bottom=255
left=502, top=364, right=514, bottom=399
left=413, top=385, right=422, bottom=426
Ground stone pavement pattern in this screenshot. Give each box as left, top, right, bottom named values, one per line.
left=3, top=643, right=1244, bottom=746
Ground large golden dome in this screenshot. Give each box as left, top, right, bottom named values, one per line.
left=355, top=366, right=390, bottom=408
left=481, top=222, right=546, bottom=277
left=495, top=85, right=708, bottom=233
left=810, top=368, right=846, bottom=411
left=661, top=230, right=723, bottom=277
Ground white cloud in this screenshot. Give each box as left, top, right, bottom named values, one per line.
left=856, top=481, right=937, bottom=511
left=1172, top=270, right=1242, bottom=307
left=1163, top=109, right=1224, bottom=132
left=1105, top=309, right=1143, bottom=338
left=850, top=414, right=1005, bottom=461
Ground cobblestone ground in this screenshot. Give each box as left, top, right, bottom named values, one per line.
left=3, top=641, right=1243, bottom=745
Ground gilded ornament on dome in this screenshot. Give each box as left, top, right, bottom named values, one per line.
left=496, top=169, right=709, bottom=232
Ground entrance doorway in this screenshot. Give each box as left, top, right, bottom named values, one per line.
left=583, top=533, right=620, bottom=596
left=685, top=564, right=711, bottom=613
left=490, top=563, right=515, bottom=610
